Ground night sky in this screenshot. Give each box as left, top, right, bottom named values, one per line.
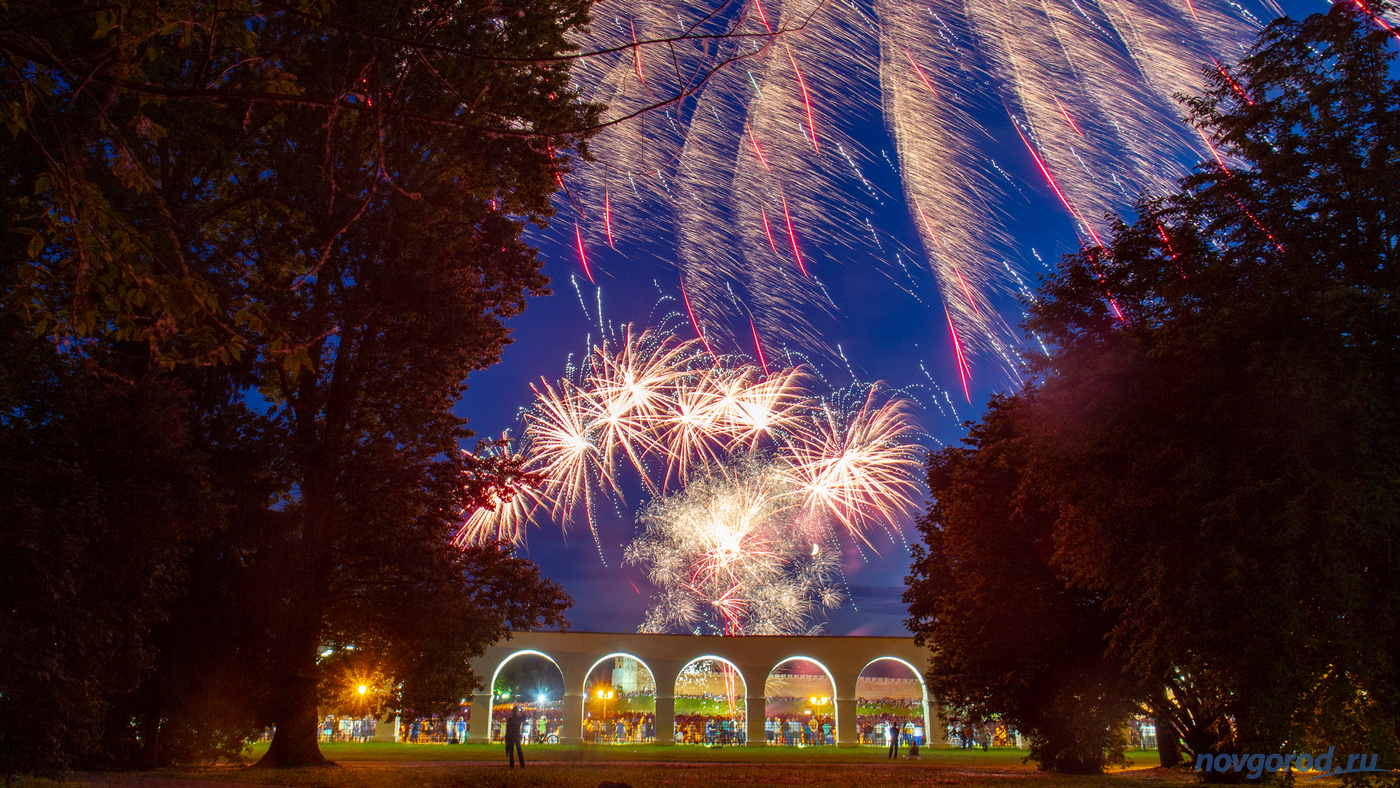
left=455, top=0, right=1319, bottom=637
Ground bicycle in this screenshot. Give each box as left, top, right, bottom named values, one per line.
left=708, top=729, right=739, bottom=747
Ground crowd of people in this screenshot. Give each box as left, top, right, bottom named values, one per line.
left=583, top=712, right=656, bottom=743
left=948, top=721, right=1020, bottom=749
left=282, top=703, right=939, bottom=748
left=488, top=706, right=560, bottom=743
left=855, top=716, right=925, bottom=747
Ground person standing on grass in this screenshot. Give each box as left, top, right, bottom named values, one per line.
left=505, top=706, right=525, bottom=768
left=888, top=718, right=900, bottom=759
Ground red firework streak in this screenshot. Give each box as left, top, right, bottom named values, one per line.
left=680, top=275, right=718, bottom=362
left=749, top=128, right=773, bottom=172
left=780, top=193, right=808, bottom=275
left=760, top=209, right=782, bottom=256
left=603, top=187, right=616, bottom=249
left=1156, top=222, right=1177, bottom=258
left=903, top=49, right=939, bottom=97
left=750, top=318, right=770, bottom=374
left=1157, top=221, right=1188, bottom=278
left=945, top=306, right=972, bottom=402
left=1183, top=0, right=1201, bottom=23
left=914, top=200, right=981, bottom=316
left=1012, top=120, right=1125, bottom=320
left=786, top=45, right=820, bottom=154
left=1012, top=122, right=1102, bottom=246
left=1197, top=128, right=1285, bottom=253
left=1351, top=0, right=1396, bottom=35
left=631, top=19, right=646, bottom=85
left=547, top=144, right=566, bottom=191
left=753, top=0, right=773, bottom=32
left=1053, top=95, right=1085, bottom=136
left=1211, top=57, right=1253, bottom=105
left=574, top=222, right=594, bottom=283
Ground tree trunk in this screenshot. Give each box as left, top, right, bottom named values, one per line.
left=1149, top=686, right=1184, bottom=768
left=256, top=495, right=333, bottom=768
left=256, top=620, right=329, bottom=768
left=1156, top=715, right=1182, bottom=768
left=257, top=361, right=342, bottom=769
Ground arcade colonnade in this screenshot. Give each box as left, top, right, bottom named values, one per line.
left=467, top=631, right=941, bottom=747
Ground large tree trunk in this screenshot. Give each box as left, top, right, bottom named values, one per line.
left=256, top=467, right=335, bottom=768
left=256, top=610, right=330, bottom=768
left=1149, top=687, right=1184, bottom=768
left=1156, top=716, right=1182, bottom=768
left=257, top=336, right=346, bottom=769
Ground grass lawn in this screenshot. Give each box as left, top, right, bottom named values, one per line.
left=239, top=741, right=1131, bottom=765
left=146, top=763, right=1184, bottom=788
left=85, top=748, right=1359, bottom=788
left=120, top=748, right=1197, bottom=788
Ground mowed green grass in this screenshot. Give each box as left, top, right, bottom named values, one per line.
left=149, top=748, right=1189, bottom=788
left=156, top=763, right=1183, bottom=788
left=240, top=741, right=1138, bottom=765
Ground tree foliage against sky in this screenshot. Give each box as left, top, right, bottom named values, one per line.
left=906, top=394, right=1138, bottom=774
left=2, top=0, right=593, bottom=772
left=0, top=311, right=214, bottom=774
left=908, top=2, right=1398, bottom=774
left=3, top=0, right=595, bottom=366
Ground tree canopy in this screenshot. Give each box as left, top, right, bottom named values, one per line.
left=908, top=1, right=1398, bottom=773
left=2, top=0, right=590, bottom=772
left=906, top=393, right=1138, bottom=773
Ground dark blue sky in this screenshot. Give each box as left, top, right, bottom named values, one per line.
left=455, top=0, right=1320, bottom=636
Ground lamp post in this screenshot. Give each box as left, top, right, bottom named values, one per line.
left=808, top=696, right=831, bottom=745
left=596, top=688, right=615, bottom=742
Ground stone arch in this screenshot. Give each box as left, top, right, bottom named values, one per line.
left=582, top=652, right=658, bottom=743
left=857, top=656, right=932, bottom=747
left=467, top=649, right=565, bottom=743
left=763, top=656, right=838, bottom=746
left=672, top=655, right=748, bottom=744
left=489, top=649, right=562, bottom=691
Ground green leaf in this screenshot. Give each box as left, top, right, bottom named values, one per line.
left=92, top=9, right=117, bottom=39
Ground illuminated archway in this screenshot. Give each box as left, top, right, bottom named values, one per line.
left=856, top=657, right=930, bottom=747
left=582, top=653, right=658, bottom=743
left=485, top=650, right=566, bottom=743
left=673, top=656, right=747, bottom=745
left=764, top=656, right=837, bottom=746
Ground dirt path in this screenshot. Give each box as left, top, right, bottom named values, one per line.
left=73, top=774, right=257, bottom=788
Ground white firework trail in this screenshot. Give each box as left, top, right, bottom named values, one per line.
left=554, top=0, right=1269, bottom=386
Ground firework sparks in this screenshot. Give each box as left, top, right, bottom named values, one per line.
left=559, top=0, right=1258, bottom=376
left=456, top=325, right=923, bottom=634
left=786, top=387, right=923, bottom=541
left=626, top=458, right=842, bottom=635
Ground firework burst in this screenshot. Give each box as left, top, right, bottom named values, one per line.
left=557, top=0, right=1267, bottom=377
left=626, top=457, right=842, bottom=635
left=456, top=324, right=923, bottom=634
left=787, top=387, right=924, bottom=542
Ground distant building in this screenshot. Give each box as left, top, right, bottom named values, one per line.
left=613, top=655, right=654, bottom=693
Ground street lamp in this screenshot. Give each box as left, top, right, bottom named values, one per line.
left=807, top=696, right=831, bottom=745
left=596, top=688, right=615, bottom=742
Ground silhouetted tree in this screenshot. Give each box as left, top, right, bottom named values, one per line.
left=906, top=394, right=1138, bottom=773
left=0, top=312, right=214, bottom=774
left=2, top=0, right=589, bottom=770
left=908, top=2, right=1399, bottom=773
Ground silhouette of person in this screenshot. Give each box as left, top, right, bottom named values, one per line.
left=505, top=706, right=525, bottom=768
